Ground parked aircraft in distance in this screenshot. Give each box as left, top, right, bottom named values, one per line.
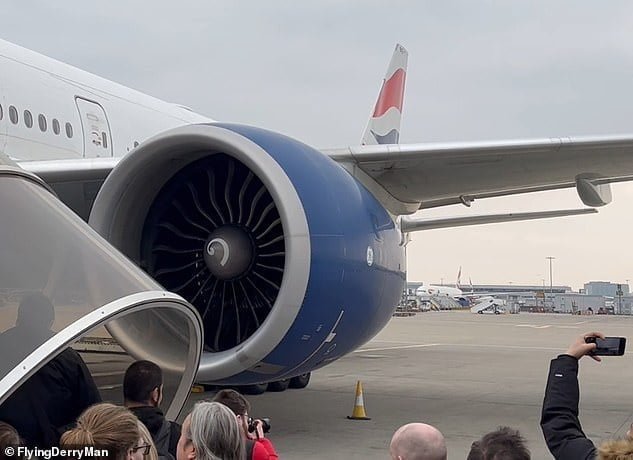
left=416, top=267, right=466, bottom=301
left=2, top=37, right=632, bottom=397
left=415, top=283, right=463, bottom=301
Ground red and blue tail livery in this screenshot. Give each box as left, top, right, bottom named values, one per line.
left=361, top=44, right=408, bottom=145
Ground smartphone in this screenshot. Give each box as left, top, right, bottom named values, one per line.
left=585, top=336, right=627, bottom=356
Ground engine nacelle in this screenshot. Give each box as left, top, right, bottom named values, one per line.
left=90, top=123, right=405, bottom=384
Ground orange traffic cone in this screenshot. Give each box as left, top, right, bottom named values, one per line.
left=347, top=380, right=371, bottom=420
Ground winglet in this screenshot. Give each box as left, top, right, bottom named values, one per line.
left=361, top=44, right=408, bottom=145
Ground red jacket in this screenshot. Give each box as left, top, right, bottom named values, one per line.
left=249, top=438, right=279, bottom=460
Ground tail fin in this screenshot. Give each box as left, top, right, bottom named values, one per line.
left=456, top=266, right=462, bottom=290
left=361, top=44, right=408, bottom=145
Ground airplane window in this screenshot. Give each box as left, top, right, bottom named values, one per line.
left=9, top=106, right=18, bottom=125
left=102, top=132, right=108, bottom=149
left=65, top=122, right=73, bottom=139
left=52, top=118, right=60, bottom=135
left=24, top=110, right=33, bottom=128
left=38, top=114, right=47, bottom=132
left=0, top=104, right=3, bottom=121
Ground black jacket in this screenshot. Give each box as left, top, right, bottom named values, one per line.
left=540, top=354, right=597, bottom=460
left=130, top=406, right=181, bottom=459
left=0, top=347, right=101, bottom=447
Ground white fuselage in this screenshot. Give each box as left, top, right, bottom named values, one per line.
left=0, top=39, right=211, bottom=162
left=416, top=284, right=463, bottom=301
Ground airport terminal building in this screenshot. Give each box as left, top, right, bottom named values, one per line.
left=406, top=281, right=633, bottom=315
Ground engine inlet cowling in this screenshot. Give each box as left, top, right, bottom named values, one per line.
left=89, top=124, right=311, bottom=382
left=141, top=154, right=284, bottom=352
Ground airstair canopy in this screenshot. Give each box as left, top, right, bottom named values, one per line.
left=0, top=165, right=203, bottom=420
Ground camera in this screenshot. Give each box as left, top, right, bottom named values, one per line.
left=247, top=417, right=271, bottom=434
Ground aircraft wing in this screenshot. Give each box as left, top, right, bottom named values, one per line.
left=19, top=158, right=120, bottom=220
left=19, top=133, right=633, bottom=221
left=326, top=134, right=633, bottom=214
left=21, top=157, right=120, bottom=182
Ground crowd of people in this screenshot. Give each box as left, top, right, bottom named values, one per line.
left=0, top=293, right=280, bottom=460
left=2, top=330, right=633, bottom=459
left=0, top=357, right=279, bottom=460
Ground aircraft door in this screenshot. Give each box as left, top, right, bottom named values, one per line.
left=75, top=97, right=113, bottom=158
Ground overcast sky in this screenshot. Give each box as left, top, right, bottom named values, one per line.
left=4, top=1, right=633, bottom=290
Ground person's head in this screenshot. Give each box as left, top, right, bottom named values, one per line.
left=598, top=438, right=633, bottom=459
left=123, top=360, right=163, bottom=407
left=467, top=426, right=530, bottom=460
left=60, top=403, right=142, bottom=460
left=136, top=421, right=158, bottom=460
left=0, top=421, right=22, bottom=456
left=390, top=423, right=447, bottom=460
left=177, top=402, right=245, bottom=460
left=211, top=389, right=251, bottom=436
left=17, top=293, right=54, bottom=331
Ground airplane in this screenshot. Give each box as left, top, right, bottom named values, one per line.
left=415, top=283, right=463, bottom=301
left=415, top=267, right=465, bottom=302
left=456, top=271, right=516, bottom=306
left=414, top=276, right=505, bottom=310
left=2, top=38, right=633, bottom=411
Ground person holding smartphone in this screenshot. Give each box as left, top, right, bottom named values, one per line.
left=540, top=332, right=630, bottom=460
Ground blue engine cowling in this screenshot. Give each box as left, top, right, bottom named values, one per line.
left=89, top=123, right=405, bottom=384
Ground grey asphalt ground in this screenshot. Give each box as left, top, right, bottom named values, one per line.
left=94, top=311, right=633, bottom=459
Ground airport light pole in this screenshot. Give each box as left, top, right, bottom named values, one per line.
left=546, top=257, right=555, bottom=308
left=616, top=283, right=624, bottom=315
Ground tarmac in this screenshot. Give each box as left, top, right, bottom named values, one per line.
left=94, top=311, right=633, bottom=459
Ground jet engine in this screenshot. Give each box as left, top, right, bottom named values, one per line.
left=89, top=123, right=405, bottom=384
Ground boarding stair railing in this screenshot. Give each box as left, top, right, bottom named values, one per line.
left=430, top=295, right=463, bottom=311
